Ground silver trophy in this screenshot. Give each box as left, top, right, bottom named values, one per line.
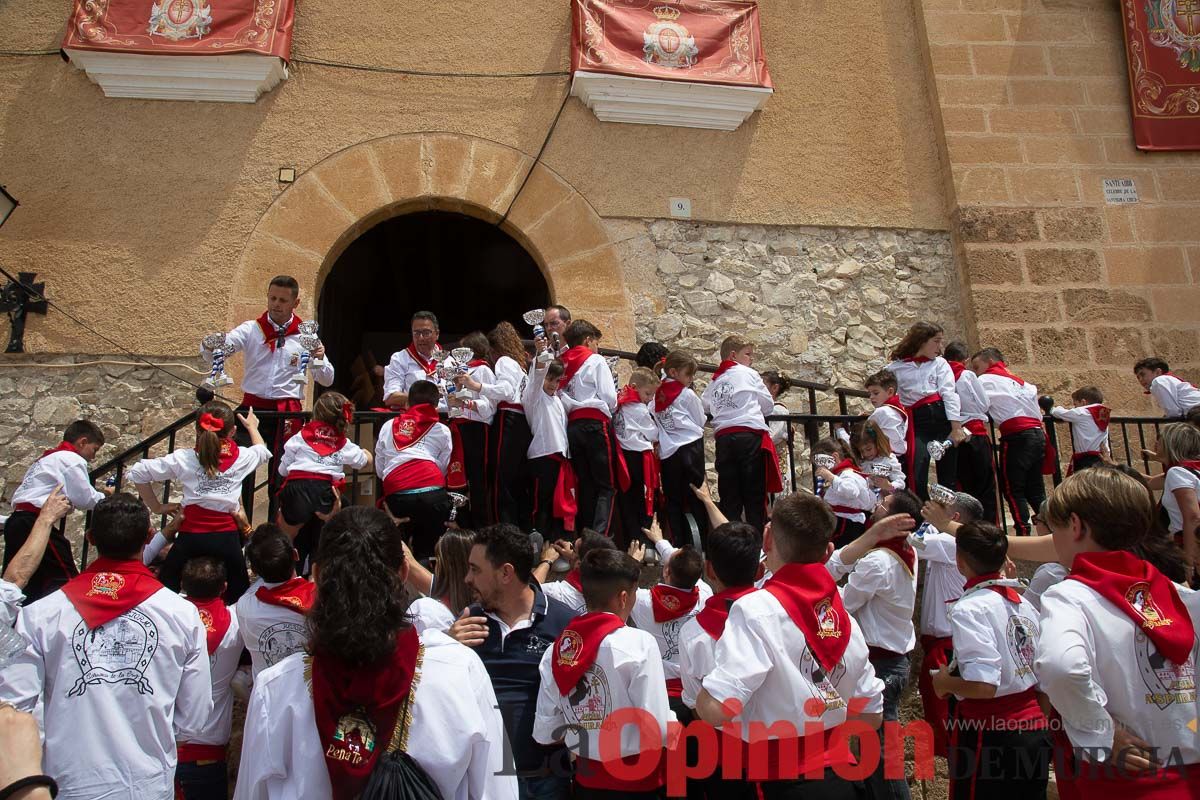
left=870, top=462, right=892, bottom=499
left=605, top=355, right=621, bottom=389
left=447, top=492, right=468, bottom=523
left=449, top=347, right=475, bottom=418
left=929, top=483, right=957, bottom=506
left=813, top=453, right=837, bottom=495
left=927, top=438, right=956, bottom=462
left=292, top=321, right=324, bottom=384
left=523, top=309, right=546, bottom=340
left=910, top=521, right=936, bottom=551
left=202, top=333, right=233, bottom=388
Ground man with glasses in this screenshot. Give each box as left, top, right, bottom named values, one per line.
left=384, top=311, right=444, bottom=409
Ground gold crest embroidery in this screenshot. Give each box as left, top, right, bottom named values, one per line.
left=815, top=598, right=842, bottom=639
left=86, top=572, right=125, bottom=599
left=1127, top=582, right=1173, bottom=629
left=198, top=608, right=215, bottom=633
left=557, top=630, right=583, bottom=667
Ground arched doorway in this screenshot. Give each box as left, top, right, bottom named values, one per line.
left=317, top=210, right=550, bottom=403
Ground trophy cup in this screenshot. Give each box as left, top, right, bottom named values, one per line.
left=605, top=355, right=621, bottom=389
left=813, top=453, right=837, bottom=495
left=870, top=462, right=892, bottom=499
left=292, top=321, right=323, bottom=384
left=927, top=438, right=956, bottom=462
left=447, top=347, right=474, bottom=418
left=910, top=521, right=936, bottom=551
left=523, top=309, right=546, bottom=340
left=929, top=483, right=957, bottom=506
left=447, top=492, right=468, bottom=524
left=202, top=333, right=233, bottom=388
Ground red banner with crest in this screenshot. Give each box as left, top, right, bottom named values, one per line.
left=62, top=0, right=294, bottom=61
left=1119, top=0, right=1200, bottom=150
left=571, top=0, right=772, bottom=89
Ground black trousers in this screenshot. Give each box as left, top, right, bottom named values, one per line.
left=385, top=489, right=452, bottom=562
left=949, top=727, right=1051, bottom=800
left=617, top=449, right=653, bottom=550
left=661, top=439, right=710, bottom=550
left=491, top=410, right=533, bottom=530
left=715, top=431, right=768, bottom=534
left=999, top=429, right=1047, bottom=536
left=277, top=478, right=335, bottom=574
left=175, top=760, right=228, bottom=800
left=529, top=456, right=565, bottom=540
left=669, top=700, right=758, bottom=800
left=956, top=433, right=999, bottom=524
left=160, top=531, right=250, bottom=604
left=910, top=401, right=955, bottom=501
left=2, top=510, right=78, bottom=604
left=759, top=767, right=866, bottom=800
left=572, top=787, right=660, bottom=800
left=454, top=420, right=490, bottom=530
left=832, top=516, right=866, bottom=549
left=235, top=407, right=292, bottom=521
left=567, top=418, right=617, bottom=535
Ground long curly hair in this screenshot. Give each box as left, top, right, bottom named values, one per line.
left=488, top=321, right=530, bottom=369
left=307, top=506, right=409, bottom=667
left=889, top=322, right=943, bottom=362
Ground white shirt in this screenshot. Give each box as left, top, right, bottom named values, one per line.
left=233, top=631, right=517, bottom=800
left=1163, top=465, right=1200, bottom=534
left=912, top=530, right=963, bottom=638
left=559, top=352, right=618, bottom=419
left=523, top=361, right=568, bottom=460
left=654, top=387, right=705, bottom=460
left=769, top=401, right=789, bottom=446
left=702, top=588, right=884, bottom=738
left=180, top=607, right=243, bottom=748
left=955, top=369, right=991, bottom=425
left=127, top=445, right=271, bottom=515
left=534, top=623, right=675, bottom=760
left=0, top=587, right=213, bottom=800
left=0, top=578, right=24, bottom=627
left=458, top=363, right=497, bottom=425
left=885, top=357, right=962, bottom=421
left=204, top=316, right=334, bottom=401
left=11, top=449, right=104, bottom=511
left=823, top=471, right=875, bottom=523
left=540, top=579, right=585, bottom=615
left=1035, top=578, right=1200, bottom=761
left=1025, top=563, right=1068, bottom=614
left=277, top=432, right=369, bottom=479
left=374, top=417, right=452, bottom=482
left=614, top=400, right=657, bottom=452
left=408, top=596, right=458, bottom=635
left=1150, top=373, right=1200, bottom=418
left=834, top=547, right=918, bottom=655
left=949, top=586, right=1041, bottom=697
left=868, top=405, right=909, bottom=456
left=235, top=582, right=308, bottom=679
left=479, top=355, right=527, bottom=412
left=631, top=580, right=714, bottom=684
left=860, top=454, right=905, bottom=492
left=1051, top=404, right=1109, bottom=455
left=701, top=363, right=773, bottom=434
left=977, top=372, right=1042, bottom=429
left=382, top=346, right=441, bottom=401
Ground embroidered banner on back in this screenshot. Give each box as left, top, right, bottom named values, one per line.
left=62, top=0, right=295, bottom=60
left=571, top=0, right=772, bottom=89
left=1119, top=0, right=1200, bottom=150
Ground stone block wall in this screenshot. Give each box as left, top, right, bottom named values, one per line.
left=917, top=0, right=1200, bottom=414
left=609, top=219, right=966, bottom=411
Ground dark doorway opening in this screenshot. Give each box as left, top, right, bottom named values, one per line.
left=317, top=211, right=551, bottom=406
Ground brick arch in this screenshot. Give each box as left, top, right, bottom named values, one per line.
left=230, top=132, right=635, bottom=348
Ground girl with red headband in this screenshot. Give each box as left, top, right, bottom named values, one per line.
left=129, top=402, right=270, bottom=601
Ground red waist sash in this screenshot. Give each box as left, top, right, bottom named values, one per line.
left=181, top=504, right=239, bottom=533
left=910, top=393, right=942, bottom=410
left=964, top=419, right=989, bottom=437
left=567, top=407, right=611, bottom=424
left=998, top=416, right=1043, bottom=436
left=177, top=743, right=227, bottom=763
left=13, top=503, right=40, bottom=514
left=382, top=460, right=445, bottom=495
left=575, top=753, right=664, bottom=792
left=956, top=687, right=1045, bottom=729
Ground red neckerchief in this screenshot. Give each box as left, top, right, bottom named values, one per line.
left=1084, top=404, right=1111, bottom=432
left=61, top=557, right=163, bottom=629
left=654, top=380, right=685, bottom=413
left=564, top=569, right=582, bottom=592
left=712, top=359, right=739, bottom=380
left=763, top=562, right=851, bottom=672
left=255, top=312, right=301, bottom=352
left=300, top=421, right=347, bottom=457
left=551, top=611, right=625, bottom=696
left=467, top=358, right=489, bottom=369
left=195, top=439, right=239, bottom=472
left=903, top=356, right=932, bottom=364
left=882, top=393, right=911, bottom=420
left=188, top=595, right=232, bottom=655
left=695, top=586, right=757, bottom=639
left=650, top=583, right=700, bottom=622
left=40, top=441, right=80, bottom=459
left=1171, top=460, right=1200, bottom=472
left=616, top=385, right=642, bottom=408
left=982, top=361, right=1024, bottom=385
left=406, top=342, right=438, bottom=377
left=256, top=576, right=316, bottom=613
left=559, top=346, right=594, bottom=388
left=392, top=404, right=440, bottom=451
left=830, top=458, right=862, bottom=476
left=1069, top=550, right=1195, bottom=665
left=873, top=535, right=916, bottom=576
left=947, top=360, right=966, bottom=382
left=312, top=626, right=420, bottom=799
left=963, top=571, right=1020, bottom=603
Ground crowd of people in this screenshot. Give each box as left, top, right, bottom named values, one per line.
left=1, top=273, right=1199, bottom=800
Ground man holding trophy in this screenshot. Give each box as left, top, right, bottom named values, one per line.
left=383, top=311, right=445, bottom=409
left=201, top=275, right=334, bottom=467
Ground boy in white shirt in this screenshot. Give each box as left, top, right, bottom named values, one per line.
left=176, top=557, right=244, bottom=800
left=1135, top=357, right=1200, bottom=419
left=535, top=549, right=675, bottom=798
left=236, top=524, right=312, bottom=679
left=702, top=336, right=782, bottom=533
left=524, top=356, right=574, bottom=539
left=931, top=522, right=1049, bottom=800
left=863, top=370, right=912, bottom=475
left=0, top=493, right=213, bottom=800
left=655, top=351, right=709, bottom=550
left=5, top=420, right=108, bottom=602
left=812, top=438, right=876, bottom=546
left=1050, top=386, right=1111, bottom=475
left=448, top=330, right=498, bottom=528
left=695, top=492, right=884, bottom=797
left=0, top=489, right=72, bottom=626
left=614, top=368, right=661, bottom=549
left=944, top=341, right=998, bottom=524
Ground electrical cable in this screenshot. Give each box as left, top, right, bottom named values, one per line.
left=291, top=55, right=569, bottom=79
left=498, top=85, right=573, bottom=228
